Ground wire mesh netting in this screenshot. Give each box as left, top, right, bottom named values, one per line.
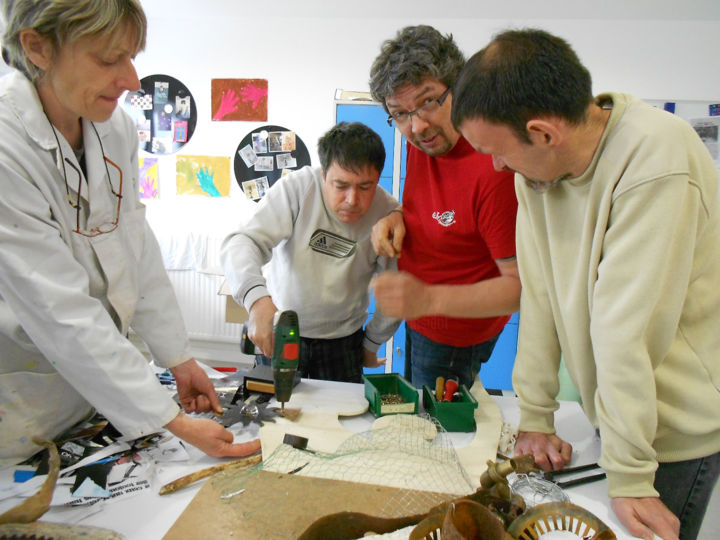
left=211, top=413, right=476, bottom=537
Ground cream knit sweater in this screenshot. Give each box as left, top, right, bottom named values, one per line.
left=514, top=93, right=720, bottom=498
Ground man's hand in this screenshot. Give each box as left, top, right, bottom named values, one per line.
left=363, top=348, right=386, bottom=368
left=514, top=431, right=572, bottom=472
left=248, top=296, right=278, bottom=357
left=371, top=210, right=405, bottom=258
left=611, top=497, right=680, bottom=540
left=370, top=270, right=432, bottom=320
left=165, top=413, right=261, bottom=458
left=170, top=359, right=223, bottom=416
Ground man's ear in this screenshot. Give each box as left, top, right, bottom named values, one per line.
left=526, top=118, right=563, bottom=147
left=19, top=29, right=53, bottom=71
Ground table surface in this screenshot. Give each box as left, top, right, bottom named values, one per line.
left=2, top=379, right=638, bottom=539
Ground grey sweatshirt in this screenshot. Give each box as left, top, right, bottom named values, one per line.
left=221, top=165, right=400, bottom=351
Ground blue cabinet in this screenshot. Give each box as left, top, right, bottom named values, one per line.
left=335, top=103, right=395, bottom=195
left=336, top=100, right=405, bottom=375
left=481, top=312, right=519, bottom=391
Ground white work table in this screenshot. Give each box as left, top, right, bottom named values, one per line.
left=2, top=378, right=637, bottom=539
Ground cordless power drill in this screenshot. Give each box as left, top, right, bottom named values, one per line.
left=241, top=310, right=300, bottom=413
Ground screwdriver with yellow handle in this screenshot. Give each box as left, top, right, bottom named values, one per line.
left=435, top=376, right=444, bottom=401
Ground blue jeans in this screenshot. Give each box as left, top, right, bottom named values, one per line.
left=404, top=325, right=499, bottom=390
left=654, top=450, right=720, bottom=540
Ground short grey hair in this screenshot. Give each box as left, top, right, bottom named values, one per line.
left=369, top=25, right=466, bottom=111
left=1, top=0, right=146, bottom=82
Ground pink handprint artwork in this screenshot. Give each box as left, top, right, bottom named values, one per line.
left=211, top=78, right=268, bottom=121
left=212, top=89, right=239, bottom=121
left=138, top=157, right=158, bottom=199
left=240, top=83, right=268, bottom=110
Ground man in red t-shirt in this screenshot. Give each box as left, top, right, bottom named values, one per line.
left=368, top=25, right=519, bottom=389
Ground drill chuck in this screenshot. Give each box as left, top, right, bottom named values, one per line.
left=273, top=368, right=297, bottom=404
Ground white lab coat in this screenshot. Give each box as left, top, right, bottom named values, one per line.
left=0, top=72, right=188, bottom=463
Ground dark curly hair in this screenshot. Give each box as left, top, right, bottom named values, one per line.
left=369, top=25, right=465, bottom=111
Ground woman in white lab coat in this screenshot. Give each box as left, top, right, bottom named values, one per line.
left=0, top=0, right=259, bottom=463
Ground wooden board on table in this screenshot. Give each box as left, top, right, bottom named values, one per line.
left=162, top=470, right=451, bottom=540
left=454, top=380, right=504, bottom=488
left=278, top=378, right=369, bottom=416
left=260, top=378, right=369, bottom=458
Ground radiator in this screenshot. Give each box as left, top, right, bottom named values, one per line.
left=145, top=203, right=253, bottom=365
left=166, top=269, right=242, bottom=344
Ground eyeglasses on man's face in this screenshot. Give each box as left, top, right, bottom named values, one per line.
left=386, top=87, right=452, bottom=128
left=64, top=156, right=123, bottom=237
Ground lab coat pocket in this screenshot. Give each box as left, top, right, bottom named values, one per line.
left=88, top=207, right=145, bottom=334
left=123, top=206, right=147, bottom=263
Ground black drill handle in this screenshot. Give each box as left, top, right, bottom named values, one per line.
left=240, top=321, right=257, bottom=355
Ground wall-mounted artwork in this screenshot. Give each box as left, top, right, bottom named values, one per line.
left=123, top=74, right=197, bottom=155
left=176, top=155, right=231, bottom=197
left=211, top=78, right=268, bottom=122
left=139, top=157, right=159, bottom=199
left=233, top=124, right=311, bottom=201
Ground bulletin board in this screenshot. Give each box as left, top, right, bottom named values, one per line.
left=646, top=98, right=720, bottom=166
left=122, top=74, right=197, bottom=155
left=233, top=125, right=311, bottom=200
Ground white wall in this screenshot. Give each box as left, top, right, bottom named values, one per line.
left=135, top=2, right=720, bottom=165
left=133, top=1, right=720, bottom=220
left=3, top=1, right=720, bottom=230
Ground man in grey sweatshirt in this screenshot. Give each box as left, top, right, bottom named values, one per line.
left=221, top=122, right=400, bottom=382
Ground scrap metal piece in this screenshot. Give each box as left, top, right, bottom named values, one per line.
left=544, top=462, right=606, bottom=488
left=219, top=400, right=277, bottom=428
left=507, top=501, right=617, bottom=539
left=510, top=473, right=570, bottom=508
left=410, top=499, right=514, bottom=540
left=298, top=456, right=531, bottom=540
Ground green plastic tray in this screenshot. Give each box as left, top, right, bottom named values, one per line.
left=422, top=384, right=477, bottom=432
left=363, top=373, right=418, bottom=417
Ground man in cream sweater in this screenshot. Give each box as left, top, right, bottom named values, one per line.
left=221, top=122, right=400, bottom=383
left=453, top=29, right=720, bottom=540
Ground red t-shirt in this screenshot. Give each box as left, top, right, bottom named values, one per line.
left=398, top=137, right=517, bottom=346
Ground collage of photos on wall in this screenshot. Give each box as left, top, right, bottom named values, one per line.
left=122, top=74, right=310, bottom=200
left=233, top=124, right=311, bottom=200
left=123, top=74, right=197, bottom=156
